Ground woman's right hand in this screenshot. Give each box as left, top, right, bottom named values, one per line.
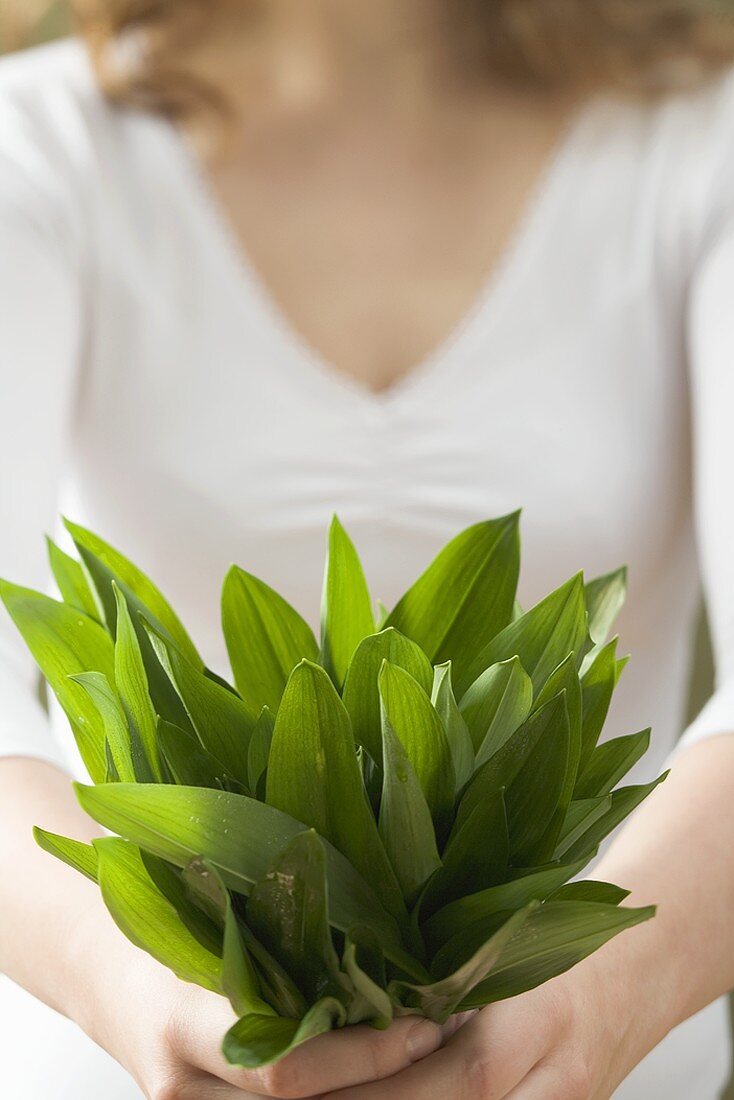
left=88, top=948, right=256, bottom=1099
left=73, top=907, right=451, bottom=1100
left=0, top=761, right=448, bottom=1100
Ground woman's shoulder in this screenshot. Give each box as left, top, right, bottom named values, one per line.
left=655, top=66, right=734, bottom=242
left=594, top=65, right=734, bottom=173
left=0, top=38, right=172, bottom=240
left=589, top=66, right=734, bottom=253
left=657, top=64, right=734, bottom=159
left=0, top=40, right=105, bottom=201
left=0, top=37, right=94, bottom=97
left=0, top=38, right=108, bottom=157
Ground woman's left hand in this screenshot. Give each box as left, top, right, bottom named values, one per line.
left=324, top=966, right=628, bottom=1100
left=308, top=928, right=673, bottom=1100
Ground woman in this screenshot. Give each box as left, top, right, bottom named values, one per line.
left=2, top=1, right=734, bottom=1097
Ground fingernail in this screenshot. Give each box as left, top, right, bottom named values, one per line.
left=406, top=1019, right=444, bottom=1062
left=440, top=1010, right=477, bottom=1042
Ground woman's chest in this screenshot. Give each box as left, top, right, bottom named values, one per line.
left=67, top=215, right=692, bottom=644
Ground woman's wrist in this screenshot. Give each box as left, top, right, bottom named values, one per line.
left=573, top=866, right=691, bottom=1084
left=62, top=894, right=169, bottom=1064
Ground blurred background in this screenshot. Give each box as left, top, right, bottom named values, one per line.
left=0, top=0, right=70, bottom=53
left=0, top=1, right=730, bottom=1095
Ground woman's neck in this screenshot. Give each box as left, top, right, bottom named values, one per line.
left=183, top=0, right=483, bottom=130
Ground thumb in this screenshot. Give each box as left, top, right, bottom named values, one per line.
left=172, top=987, right=454, bottom=1098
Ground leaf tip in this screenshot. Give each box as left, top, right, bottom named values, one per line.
left=61, top=515, right=85, bottom=542
left=72, top=781, right=96, bottom=810
left=328, top=512, right=345, bottom=536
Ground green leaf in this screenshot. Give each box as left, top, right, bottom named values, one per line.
left=239, top=926, right=309, bottom=1019
left=146, top=623, right=252, bottom=786
left=379, top=716, right=441, bottom=903
left=562, top=773, right=669, bottom=862
left=342, top=927, right=393, bottom=1027
left=422, top=789, right=508, bottom=919
left=223, top=901, right=276, bottom=1018
left=460, top=573, right=588, bottom=696
left=457, top=692, right=574, bottom=871
left=455, top=696, right=563, bottom=833
left=94, top=837, right=223, bottom=992
left=33, top=827, right=98, bottom=882
left=248, top=706, right=275, bottom=793
left=223, top=998, right=346, bottom=1069
left=57, top=531, right=193, bottom=733
left=549, top=881, right=630, bottom=905
left=132, top=849, right=227, bottom=955
left=183, top=857, right=305, bottom=1018
left=174, top=853, right=269, bottom=1016
left=158, top=718, right=240, bottom=791
left=532, top=654, right=583, bottom=848
left=342, top=627, right=433, bottom=770
left=320, top=516, right=375, bottom=689
left=422, top=861, right=585, bottom=954
left=574, top=729, right=651, bottom=800
left=581, top=567, right=629, bottom=668
left=379, top=661, right=455, bottom=840
left=578, top=638, right=622, bottom=771
left=385, top=514, right=520, bottom=675
left=70, top=672, right=136, bottom=783
left=247, top=830, right=347, bottom=1005
left=553, top=797, right=612, bottom=860
left=74, top=782, right=415, bottom=970
left=104, top=740, right=120, bottom=783
left=0, top=581, right=114, bottom=782
left=266, top=661, right=406, bottom=925
left=63, top=519, right=201, bottom=667
left=113, top=587, right=161, bottom=781
left=46, top=537, right=100, bottom=620
left=461, top=900, right=655, bottom=1007
left=222, top=566, right=319, bottom=717
left=180, top=858, right=274, bottom=1019
left=461, top=657, right=533, bottom=763
left=390, top=903, right=536, bottom=1023
left=583, top=567, right=627, bottom=651
left=431, top=662, right=474, bottom=791
left=505, top=692, right=570, bottom=866
left=182, top=855, right=230, bottom=924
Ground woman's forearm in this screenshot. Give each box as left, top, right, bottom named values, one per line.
left=0, top=757, right=113, bottom=1022
left=587, top=732, right=734, bottom=1069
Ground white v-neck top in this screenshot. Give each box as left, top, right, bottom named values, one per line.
left=2, top=38, right=734, bottom=1099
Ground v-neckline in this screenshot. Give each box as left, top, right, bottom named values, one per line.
left=168, top=100, right=594, bottom=410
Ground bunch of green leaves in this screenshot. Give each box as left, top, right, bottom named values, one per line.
left=1, top=513, right=665, bottom=1068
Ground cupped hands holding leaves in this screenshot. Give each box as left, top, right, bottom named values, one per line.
left=0, top=512, right=665, bottom=1096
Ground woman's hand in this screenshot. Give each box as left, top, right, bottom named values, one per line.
left=127, top=964, right=620, bottom=1100
left=112, top=948, right=638, bottom=1100
left=318, top=902, right=680, bottom=1100
left=145, top=989, right=461, bottom=1100
left=97, top=872, right=678, bottom=1100
left=290, top=937, right=660, bottom=1100
left=162, top=899, right=674, bottom=1100
left=73, top=911, right=458, bottom=1100
left=321, top=969, right=623, bottom=1100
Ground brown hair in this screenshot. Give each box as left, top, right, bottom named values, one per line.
left=73, top=0, right=734, bottom=119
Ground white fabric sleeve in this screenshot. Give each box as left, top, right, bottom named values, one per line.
left=0, top=103, right=84, bottom=769
left=674, top=213, right=734, bottom=756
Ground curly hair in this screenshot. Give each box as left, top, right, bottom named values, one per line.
left=72, top=0, right=734, bottom=119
